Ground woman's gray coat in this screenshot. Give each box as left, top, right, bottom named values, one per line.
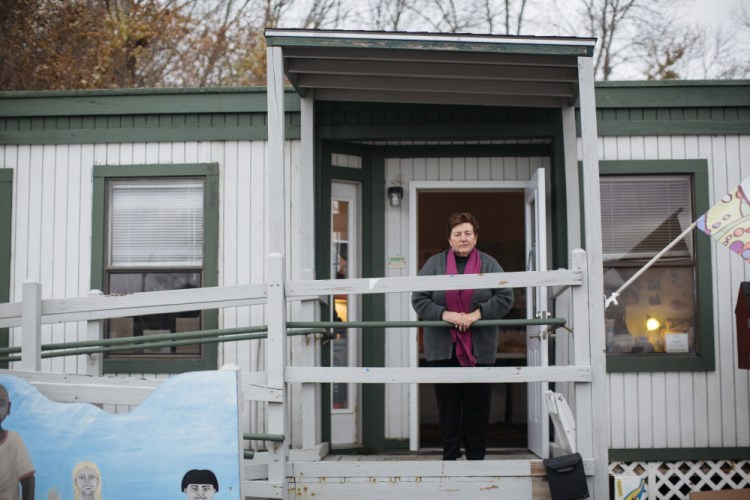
left=411, top=249, right=514, bottom=365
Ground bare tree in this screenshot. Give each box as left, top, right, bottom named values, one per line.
left=411, top=0, right=479, bottom=33
left=687, top=27, right=750, bottom=79
left=300, top=0, right=349, bottom=29
left=545, top=0, right=689, bottom=80
left=478, top=0, right=529, bottom=34
left=368, top=0, right=413, bottom=31
left=635, top=21, right=698, bottom=80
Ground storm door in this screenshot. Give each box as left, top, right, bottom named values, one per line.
left=525, top=168, right=550, bottom=458
left=330, top=181, right=362, bottom=446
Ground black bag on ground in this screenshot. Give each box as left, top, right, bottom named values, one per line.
left=543, top=452, right=590, bottom=500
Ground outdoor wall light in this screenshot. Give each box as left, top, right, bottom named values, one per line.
left=388, top=186, right=404, bottom=208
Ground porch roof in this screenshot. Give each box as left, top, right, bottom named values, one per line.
left=264, top=29, right=597, bottom=108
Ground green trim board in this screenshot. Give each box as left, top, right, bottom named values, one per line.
left=2, top=82, right=748, bottom=145
left=600, top=160, right=715, bottom=373
left=593, top=80, right=750, bottom=109
left=610, top=447, right=750, bottom=462
left=594, top=118, right=750, bottom=137
left=550, top=109, right=569, bottom=269
left=584, top=81, right=750, bottom=137
left=0, top=170, right=12, bottom=369
left=91, top=163, right=219, bottom=374
left=0, top=87, right=301, bottom=117
left=0, top=113, right=301, bottom=145
left=361, top=150, right=386, bottom=453
left=0, top=122, right=301, bottom=145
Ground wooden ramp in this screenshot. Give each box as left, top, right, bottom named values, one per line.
left=244, top=451, right=595, bottom=499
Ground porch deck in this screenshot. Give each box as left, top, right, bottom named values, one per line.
left=245, top=449, right=591, bottom=499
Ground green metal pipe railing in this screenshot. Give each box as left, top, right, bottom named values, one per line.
left=0, top=325, right=274, bottom=355
left=243, top=433, right=284, bottom=460
left=0, top=318, right=566, bottom=363
left=0, top=327, right=326, bottom=363
left=244, top=432, right=285, bottom=443
left=288, top=318, right=566, bottom=329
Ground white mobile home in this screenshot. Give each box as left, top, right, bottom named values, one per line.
left=0, top=30, right=749, bottom=499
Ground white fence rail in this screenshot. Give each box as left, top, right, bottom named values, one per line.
left=0, top=250, right=603, bottom=499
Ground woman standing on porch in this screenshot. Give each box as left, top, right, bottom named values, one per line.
left=412, top=212, right=513, bottom=461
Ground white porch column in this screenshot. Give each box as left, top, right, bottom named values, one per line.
left=85, top=289, right=104, bottom=376
left=20, top=280, right=42, bottom=371
left=267, top=45, right=286, bottom=257
left=577, top=56, right=609, bottom=499
left=266, top=45, right=289, bottom=499
left=291, top=94, right=323, bottom=453
left=562, top=105, right=582, bottom=255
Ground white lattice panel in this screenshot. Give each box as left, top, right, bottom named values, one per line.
left=610, top=461, right=750, bottom=499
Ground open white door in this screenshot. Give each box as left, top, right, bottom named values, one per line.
left=330, top=181, right=361, bottom=446
left=525, top=168, right=549, bottom=458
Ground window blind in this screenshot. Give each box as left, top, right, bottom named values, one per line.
left=108, top=179, right=204, bottom=267
left=600, top=176, right=693, bottom=261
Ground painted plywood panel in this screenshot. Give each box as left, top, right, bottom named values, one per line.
left=597, top=134, right=750, bottom=450
left=0, top=371, right=241, bottom=499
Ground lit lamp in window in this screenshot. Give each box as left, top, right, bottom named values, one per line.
left=388, top=186, right=404, bottom=208
left=646, top=316, right=661, bottom=332
left=646, top=315, right=665, bottom=352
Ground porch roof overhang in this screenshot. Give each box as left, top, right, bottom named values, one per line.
left=265, top=29, right=597, bottom=109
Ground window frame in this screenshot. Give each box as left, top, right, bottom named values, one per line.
left=600, top=160, right=715, bottom=373
left=92, top=164, right=219, bottom=374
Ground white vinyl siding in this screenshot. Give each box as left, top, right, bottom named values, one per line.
left=0, top=139, right=301, bottom=447
left=588, top=134, right=750, bottom=450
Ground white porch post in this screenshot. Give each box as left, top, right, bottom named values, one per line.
left=85, top=289, right=104, bottom=376
left=562, top=105, right=582, bottom=255
left=20, top=280, right=42, bottom=371
left=296, top=94, right=322, bottom=452
left=577, top=56, right=609, bottom=498
left=266, top=45, right=289, bottom=498
left=267, top=253, right=289, bottom=497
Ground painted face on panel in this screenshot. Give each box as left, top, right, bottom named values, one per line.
left=184, top=483, right=216, bottom=500
left=448, top=222, right=478, bottom=257
left=76, top=467, right=99, bottom=496
left=0, top=384, right=9, bottom=424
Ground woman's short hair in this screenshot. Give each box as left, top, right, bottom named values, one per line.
left=181, top=469, right=219, bottom=492
left=446, top=212, right=479, bottom=238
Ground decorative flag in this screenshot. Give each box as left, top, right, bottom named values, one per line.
left=696, top=176, right=750, bottom=263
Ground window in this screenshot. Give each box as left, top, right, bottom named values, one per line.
left=600, top=161, right=714, bottom=372
left=92, top=164, right=219, bottom=374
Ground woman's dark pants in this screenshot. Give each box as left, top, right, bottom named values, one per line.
left=430, top=353, right=492, bottom=460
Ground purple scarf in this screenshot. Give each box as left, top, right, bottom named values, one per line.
left=446, top=248, right=481, bottom=367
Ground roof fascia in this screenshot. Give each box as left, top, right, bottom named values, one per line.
left=265, top=30, right=595, bottom=57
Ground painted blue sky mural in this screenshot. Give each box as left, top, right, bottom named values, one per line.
left=0, top=371, right=241, bottom=499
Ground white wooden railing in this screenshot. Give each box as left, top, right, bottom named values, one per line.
left=0, top=249, right=606, bottom=499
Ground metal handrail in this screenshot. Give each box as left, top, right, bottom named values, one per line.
left=0, top=318, right=566, bottom=363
